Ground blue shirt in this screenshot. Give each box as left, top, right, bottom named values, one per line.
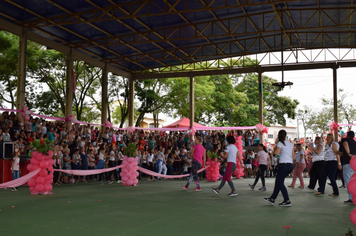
left=47, top=132, right=54, bottom=142
left=80, top=152, right=88, bottom=168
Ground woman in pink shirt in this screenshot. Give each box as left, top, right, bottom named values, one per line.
left=182, top=136, right=206, bottom=191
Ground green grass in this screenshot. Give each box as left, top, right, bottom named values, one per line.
left=0, top=177, right=354, bottom=236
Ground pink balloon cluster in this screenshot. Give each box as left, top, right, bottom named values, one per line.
left=206, top=158, right=220, bottom=182
left=20, top=106, right=32, bottom=121
left=329, top=121, right=339, bottom=131
left=348, top=157, right=356, bottom=227
left=105, top=120, right=113, bottom=128
left=120, top=156, right=139, bottom=186
left=233, top=136, right=244, bottom=179
left=255, top=123, right=268, bottom=134
left=26, top=150, right=54, bottom=195
left=189, top=127, right=196, bottom=136
left=127, top=126, right=134, bottom=134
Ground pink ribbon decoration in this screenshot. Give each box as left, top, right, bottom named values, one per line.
left=0, top=107, right=260, bottom=132
left=138, top=166, right=207, bottom=179
left=0, top=169, right=40, bottom=188
left=190, top=126, right=256, bottom=131
left=105, top=120, right=113, bottom=128
left=0, top=108, right=22, bottom=112
left=338, top=123, right=356, bottom=127
left=54, top=165, right=123, bottom=175
left=329, top=121, right=340, bottom=131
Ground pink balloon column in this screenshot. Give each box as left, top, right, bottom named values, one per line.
left=26, top=150, right=54, bottom=195
left=233, top=136, right=244, bottom=179
left=205, top=158, right=220, bottom=182
left=120, top=156, right=139, bottom=186
left=349, top=157, right=356, bottom=228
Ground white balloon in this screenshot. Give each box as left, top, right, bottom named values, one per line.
left=25, top=110, right=30, bottom=115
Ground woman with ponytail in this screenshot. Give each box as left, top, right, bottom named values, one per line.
left=264, top=130, right=295, bottom=207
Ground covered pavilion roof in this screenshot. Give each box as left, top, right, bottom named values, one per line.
left=1, top=0, right=356, bottom=77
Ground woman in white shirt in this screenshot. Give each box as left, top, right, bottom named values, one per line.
left=106, top=145, right=118, bottom=184
left=264, top=130, right=295, bottom=207
left=211, top=136, right=243, bottom=197
left=317, top=134, right=340, bottom=196
left=306, top=137, right=325, bottom=192
left=146, top=148, right=155, bottom=181
left=249, top=144, right=270, bottom=191
left=288, top=144, right=306, bottom=189
left=96, top=144, right=109, bottom=185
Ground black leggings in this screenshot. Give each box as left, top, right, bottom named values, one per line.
left=88, top=166, right=95, bottom=180
left=253, top=164, right=267, bottom=187
left=53, top=166, right=60, bottom=183
left=117, top=160, right=122, bottom=180
left=308, top=160, right=325, bottom=190
left=107, top=161, right=118, bottom=181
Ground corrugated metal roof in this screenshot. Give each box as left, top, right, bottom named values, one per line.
left=0, top=0, right=355, bottom=73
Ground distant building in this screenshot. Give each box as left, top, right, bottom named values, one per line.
left=109, top=101, right=165, bottom=128
left=139, top=117, right=165, bottom=128
left=266, top=125, right=297, bottom=144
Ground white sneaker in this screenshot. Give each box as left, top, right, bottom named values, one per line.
left=117, top=180, right=122, bottom=183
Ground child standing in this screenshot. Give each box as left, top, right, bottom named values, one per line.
left=211, top=136, right=243, bottom=197
left=11, top=150, right=20, bottom=191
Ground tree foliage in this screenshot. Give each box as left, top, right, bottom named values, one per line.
left=308, top=89, right=356, bottom=134
left=0, top=31, right=300, bottom=127
left=235, top=73, right=299, bottom=126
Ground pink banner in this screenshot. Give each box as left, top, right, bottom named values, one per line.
left=33, top=114, right=65, bottom=121
left=138, top=167, right=206, bottom=179
left=1, top=107, right=257, bottom=132
left=0, top=169, right=40, bottom=188
left=340, top=124, right=356, bottom=126
left=53, top=165, right=122, bottom=175
left=0, top=108, right=22, bottom=113
left=193, top=126, right=256, bottom=131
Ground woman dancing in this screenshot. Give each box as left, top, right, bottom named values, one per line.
left=249, top=144, right=270, bottom=191
left=264, top=130, right=295, bottom=206
left=211, top=136, right=243, bottom=196
left=182, top=136, right=206, bottom=191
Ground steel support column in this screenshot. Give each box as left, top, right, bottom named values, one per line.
left=258, top=67, right=263, bottom=143
left=65, top=48, right=74, bottom=130
left=101, top=63, right=108, bottom=133
left=128, top=78, right=135, bottom=127
left=190, top=76, right=195, bottom=129
left=16, top=27, right=27, bottom=124
left=333, top=64, right=339, bottom=140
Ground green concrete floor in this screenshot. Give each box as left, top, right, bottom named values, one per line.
left=0, top=177, right=354, bottom=236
